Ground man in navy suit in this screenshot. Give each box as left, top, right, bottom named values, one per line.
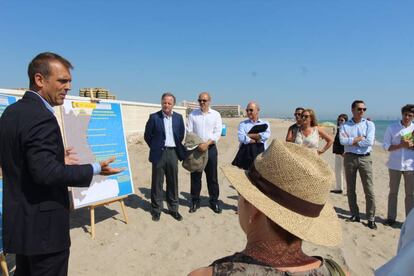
left=144, top=93, right=186, bottom=222
left=0, top=52, right=122, bottom=276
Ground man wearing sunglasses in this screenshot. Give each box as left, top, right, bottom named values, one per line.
left=339, top=100, right=377, bottom=229
left=232, top=102, right=271, bottom=170
left=187, top=92, right=223, bottom=213
left=286, top=107, right=304, bottom=142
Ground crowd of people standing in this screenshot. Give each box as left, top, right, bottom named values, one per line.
left=1, top=51, right=413, bottom=275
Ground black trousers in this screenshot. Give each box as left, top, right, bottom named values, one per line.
left=15, top=249, right=70, bottom=276
left=151, top=148, right=179, bottom=214
left=190, top=145, right=219, bottom=203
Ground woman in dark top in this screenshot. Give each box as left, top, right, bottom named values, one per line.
left=189, top=140, right=347, bottom=276
left=331, top=114, right=348, bottom=194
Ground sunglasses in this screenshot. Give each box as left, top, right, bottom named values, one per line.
left=357, top=108, right=367, bottom=112
left=198, top=99, right=208, bottom=103
left=294, top=113, right=302, bottom=117
left=301, top=115, right=310, bottom=119
left=246, top=109, right=254, bottom=112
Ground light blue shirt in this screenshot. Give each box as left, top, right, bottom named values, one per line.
left=238, top=119, right=271, bottom=148
left=28, top=91, right=101, bottom=175
left=339, top=118, right=375, bottom=154
left=163, top=111, right=176, bottom=147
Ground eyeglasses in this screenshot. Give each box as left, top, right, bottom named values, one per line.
left=338, top=119, right=346, bottom=122
left=357, top=108, right=367, bottom=112
left=198, top=99, right=208, bottom=103
left=246, top=109, right=254, bottom=112
left=301, top=115, right=310, bottom=119
left=294, top=113, right=302, bottom=117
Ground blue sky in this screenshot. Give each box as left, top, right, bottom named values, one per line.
left=1, top=0, right=413, bottom=119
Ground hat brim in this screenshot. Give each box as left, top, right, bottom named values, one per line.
left=222, top=165, right=342, bottom=246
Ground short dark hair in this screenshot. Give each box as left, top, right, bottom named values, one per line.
left=295, top=107, right=305, bottom=112
left=28, top=52, right=73, bottom=89
left=351, top=100, right=365, bottom=109
left=161, top=92, right=176, bottom=104
left=401, top=104, right=414, bottom=114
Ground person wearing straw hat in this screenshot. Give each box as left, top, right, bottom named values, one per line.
left=189, top=139, right=345, bottom=275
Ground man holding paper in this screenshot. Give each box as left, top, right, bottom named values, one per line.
left=232, top=102, right=271, bottom=170
left=383, top=104, right=414, bottom=226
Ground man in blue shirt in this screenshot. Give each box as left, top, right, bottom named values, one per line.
left=340, top=100, right=377, bottom=229
left=232, top=102, right=271, bottom=170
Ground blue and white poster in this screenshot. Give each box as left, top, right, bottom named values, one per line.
left=62, top=99, right=134, bottom=209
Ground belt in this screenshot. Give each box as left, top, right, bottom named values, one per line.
left=163, top=146, right=176, bottom=150
left=346, top=152, right=370, bottom=157
left=208, top=144, right=216, bottom=149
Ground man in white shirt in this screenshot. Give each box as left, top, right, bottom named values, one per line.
left=187, top=92, right=223, bottom=213
left=383, top=104, right=414, bottom=226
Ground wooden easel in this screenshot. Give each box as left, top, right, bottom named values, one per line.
left=89, top=196, right=129, bottom=239
left=0, top=253, right=9, bottom=276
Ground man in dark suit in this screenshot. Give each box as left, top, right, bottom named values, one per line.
left=0, top=52, right=122, bottom=276
left=144, top=92, right=186, bottom=222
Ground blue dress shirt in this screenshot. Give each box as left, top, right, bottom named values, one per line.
left=238, top=119, right=271, bottom=148
left=339, top=118, right=375, bottom=154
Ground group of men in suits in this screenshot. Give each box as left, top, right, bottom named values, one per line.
left=144, top=92, right=224, bottom=222
left=0, top=53, right=123, bottom=275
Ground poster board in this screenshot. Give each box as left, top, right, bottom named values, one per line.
left=0, top=94, right=18, bottom=253
left=61, top=99, right=134, bottom=209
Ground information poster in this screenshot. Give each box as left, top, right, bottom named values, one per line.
left=61, top=99, right=134, bottom=209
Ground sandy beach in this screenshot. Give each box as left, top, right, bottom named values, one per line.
left=66, top=118, right=403, bottom=276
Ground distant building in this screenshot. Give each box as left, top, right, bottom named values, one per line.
left=79, top=88, right=116, bottom=100
left=181, top=100, right=241, bottom=117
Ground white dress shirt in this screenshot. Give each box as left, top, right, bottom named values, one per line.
left=383, top=121, right=414, bottom=171
left=163, top=111, right=176, bottom=147
left=187, top=108, right=222, bottom=143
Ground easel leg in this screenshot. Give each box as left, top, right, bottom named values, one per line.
left=120, top=199, right=129, bottom=224
left=90, top=206, right=96, bottom=239
left=0, top=253, right=9, bottom=276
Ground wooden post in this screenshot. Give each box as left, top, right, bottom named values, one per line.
left=0, top=253, right=9, bottom=276
left=119, top=199, right=129, bottom=224
left=89, top=196, right=128, bottom=239
left=90, top=206, right=96, bottom=239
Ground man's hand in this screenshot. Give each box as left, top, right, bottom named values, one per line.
left=99, top=157, right=125, bottom=176
left=401, top=139, right=414, bottom=148
left=248, top=133, right=261, bottom=141
left=198, top=143, right=209, bottom=152
left=352, top=136, right=365, bottom=145
left=64, top=147, right=80, bottom=165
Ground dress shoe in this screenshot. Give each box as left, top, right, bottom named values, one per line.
left=346, top=215, right=360, bottom=222
left=168, top=211, right=183, bottom=221
left=209, top=202, right=222, bottom=214
left=189, top=200, right=200, bottom=213
left=384, top=219, right=395, bottom=226
left=367, top=221, right=377, bottom=230
left=152, top=212, right=160, bottom=222
left=330, top=190, right=343, bottom=194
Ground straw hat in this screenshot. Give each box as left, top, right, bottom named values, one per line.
left=222, top=139, right=342, bottom=246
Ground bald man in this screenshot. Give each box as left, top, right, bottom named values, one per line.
left=187, top=92, right=223, bottom=214
left=232, top=102, right=271, bottom=169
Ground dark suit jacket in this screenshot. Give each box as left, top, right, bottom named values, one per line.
left=144, top=110, right=185, bottom=164
left=0, top=91, right=93, bottom=255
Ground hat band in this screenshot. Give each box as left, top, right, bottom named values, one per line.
left=247, top=165, right=324, bottom=218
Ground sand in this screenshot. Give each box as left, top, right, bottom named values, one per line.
left=66, top=118, right=404, bottom=276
